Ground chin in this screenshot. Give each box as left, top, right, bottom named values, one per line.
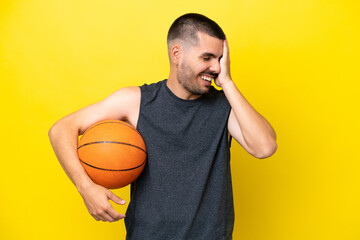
left=195, top=87, right=211, bottom=95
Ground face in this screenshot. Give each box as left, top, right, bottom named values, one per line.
left=176, top=32, right=223, bottom=96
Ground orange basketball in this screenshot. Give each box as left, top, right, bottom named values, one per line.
left=77, top=120, right=147, bottom=189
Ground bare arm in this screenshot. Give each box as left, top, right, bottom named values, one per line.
left=215, top=40, right=277, bottom=159
left=48, top=86, right=140, bottom=222
left=225, top=84, right=277, bottom=159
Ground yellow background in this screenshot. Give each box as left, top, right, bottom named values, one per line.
left=1, top=0, right=359, bottom=239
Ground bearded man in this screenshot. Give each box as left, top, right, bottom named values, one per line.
left=49, top=13, right=277, bottom=240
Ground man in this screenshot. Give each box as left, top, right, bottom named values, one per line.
left=49, top=13, right=277, bottom=239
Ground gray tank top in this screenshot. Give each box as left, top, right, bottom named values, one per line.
left=125, top=79, right=234, bottom=239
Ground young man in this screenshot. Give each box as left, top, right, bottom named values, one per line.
left=49, top=13, right=277, bottom=239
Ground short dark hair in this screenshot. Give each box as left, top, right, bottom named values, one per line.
left=167, top=13, right=225, bottom=46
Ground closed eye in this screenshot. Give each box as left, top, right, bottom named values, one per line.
left=200, top=52, right=217, bottom=61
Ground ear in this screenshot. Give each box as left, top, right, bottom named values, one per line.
left=170, top=44, right=182, bottom=65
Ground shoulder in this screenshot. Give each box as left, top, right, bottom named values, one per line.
left=102, top=86, right=140, bottom=107
left=100, top=86, right=141, bottom=127
left=139, top=80, right=166, bottom=93
left=110, top=86, right=140, bottom=97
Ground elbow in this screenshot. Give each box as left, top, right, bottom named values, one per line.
left=49, top=116, right=80, bottom=143
left=48, top=119, right=67, bottom=142
left=48, top=121, right=60, bottom=142
left=255, top=141, right=278, bottom=159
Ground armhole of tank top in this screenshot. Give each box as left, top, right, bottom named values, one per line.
left=134, top=86, right=143, bottom=130
left=228, top=133, right=233, bottom=148
left=135, top=81, right=165, bottom=130
left=226, top=103, right=232, bottom=148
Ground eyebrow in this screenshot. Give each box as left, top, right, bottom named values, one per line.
left=200, top=52, right=218, bottom=58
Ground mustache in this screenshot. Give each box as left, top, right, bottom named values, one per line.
left=200, top=71, right=218, bottom=78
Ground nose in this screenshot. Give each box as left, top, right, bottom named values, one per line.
left=209, top=60, right=221, bottom=74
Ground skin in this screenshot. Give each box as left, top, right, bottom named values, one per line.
left=48, top=31, right=277, bottom=223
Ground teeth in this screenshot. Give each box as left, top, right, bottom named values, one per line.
left=200, top=75, right=212, bottom=82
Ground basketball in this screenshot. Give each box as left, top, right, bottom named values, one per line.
left=77, top=120, right=147, bottom=189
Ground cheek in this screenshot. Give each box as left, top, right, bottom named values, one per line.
left=193, top=62, right=208, bottom=74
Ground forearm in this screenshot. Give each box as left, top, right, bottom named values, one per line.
left=48, top=119, right=94, bottom=193
left=222, top=80, right=277, bottom=154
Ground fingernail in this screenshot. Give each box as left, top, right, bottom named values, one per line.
left=121, top=200, right=126, bottom=204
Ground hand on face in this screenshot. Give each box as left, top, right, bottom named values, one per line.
left=214, top=39, right=232, bottom=88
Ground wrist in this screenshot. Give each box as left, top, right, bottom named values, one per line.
left=76, top=176, right=95, bottom=195
left=220, top=78, right=235, bottom=90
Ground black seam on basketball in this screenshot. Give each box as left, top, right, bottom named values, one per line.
left=77, top=141, right=146, bottom=153
left=81, top=121, right=139, bottom=138
left=79, top=159, right=146, bottom=171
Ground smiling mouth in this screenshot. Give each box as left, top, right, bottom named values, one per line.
left=199, top=73, right=215, bottom=82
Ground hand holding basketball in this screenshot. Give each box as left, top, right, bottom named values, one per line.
left=76, top=120, right=147, bottom=222
left=78, top=183, right=126, bottom=222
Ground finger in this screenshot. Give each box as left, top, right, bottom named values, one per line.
left=220, top=41, right=227, bottom=65
left=106, top=207, right=126, bottom=221
left=97, top=210, right=116, bottom=222
left=107, top=191, right=126, bottom=205
left=91, top=206, right=116, bottom=222
left=102, top=213, right=116, bottom=222
left=223, top=39, right=229, bottom=60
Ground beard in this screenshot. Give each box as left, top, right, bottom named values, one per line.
left=177, top=60, right=210, bottom=96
